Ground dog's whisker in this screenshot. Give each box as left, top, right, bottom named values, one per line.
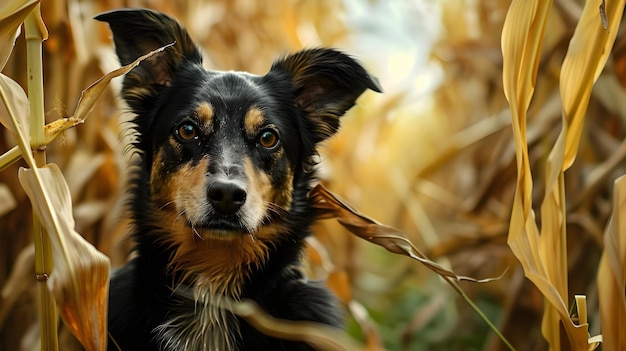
left=171, top=209, right=187, bottom=233
left=191, top=225, right=204, bottom=240
left=265, top=201, right=288, bottom=217
left=158, top=200, right=175, bottom=211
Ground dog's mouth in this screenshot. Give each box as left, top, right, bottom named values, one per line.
left=186, top=214, right=257, bottom=240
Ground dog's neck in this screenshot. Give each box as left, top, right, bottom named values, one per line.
left=149, top=210, right=286, bottom=351
left=154, top=281, right=239, bottom=351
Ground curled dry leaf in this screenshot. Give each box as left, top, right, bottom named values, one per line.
left=0, top=0, right=40, bottom=70
left=228, top=298, right=363, bottom=351
left=558, top=0, right=625, bottom=170
left=310, top=184, right=503, bottom=283
left=18, top=164, right=110, bottom=351
left=45, top=42, right=176, bottom=142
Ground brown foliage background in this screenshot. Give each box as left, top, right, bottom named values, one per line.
left=1, top=0, right=624, bottom=350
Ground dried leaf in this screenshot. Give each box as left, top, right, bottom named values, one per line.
left=44, top=42, right=176, bottom=143
left=559, top=0, right=625, bottom=169
left=310, top=184, right=502, bottom=283
left=18, top=164, right=110, bottom=351
left=0, top=73, right=29, bottom=137
left=501, top=0, right=619, bottom=349
left=228, top=298, right=363, bottom=351
left=597, top=175, right=626, bottom=351
left=0, top=0, right=40, bottom=70
left=501, top=0, right=552, bottom=218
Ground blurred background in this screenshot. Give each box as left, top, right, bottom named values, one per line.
left=2, top=0, right=624, bottom=350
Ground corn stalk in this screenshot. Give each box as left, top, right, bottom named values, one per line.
left=0, top=2, right=173, bottom=350
left=23, top=5, right=58, bottom=350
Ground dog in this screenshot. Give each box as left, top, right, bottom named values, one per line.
left=96, top=8, right=381, bottom=351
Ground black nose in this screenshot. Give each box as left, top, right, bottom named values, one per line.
left=207, top=181, right=247, bottom=214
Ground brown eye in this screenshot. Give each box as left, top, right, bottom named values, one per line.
left=259, top=130, right=279, bottom=149
left=176, top=123, right=197, bottom=141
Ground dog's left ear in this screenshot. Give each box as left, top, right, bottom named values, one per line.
left=95, top=9, right=202, bottom=114
left=269, top=48, right=382, bottom=143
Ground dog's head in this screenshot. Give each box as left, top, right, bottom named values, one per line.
left=97, top=9, right=380, bottom=247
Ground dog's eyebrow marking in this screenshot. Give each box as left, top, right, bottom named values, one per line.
left=194, top=102, right=214, bottom=132
left=244, top=108, right=265, bottom=137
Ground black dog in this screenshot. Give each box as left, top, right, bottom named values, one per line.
left=96, top=8, right=381, bottom=351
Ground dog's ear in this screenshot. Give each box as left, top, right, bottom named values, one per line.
left=95, top=9, right=202, bottom=111
left=269, top=48, right=382, bottom=143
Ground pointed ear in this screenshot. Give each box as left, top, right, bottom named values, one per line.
left=269, top=48, right=382, bottom=143
left=95, top=9, right=202, bottom=111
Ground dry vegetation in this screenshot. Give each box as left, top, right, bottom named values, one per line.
left=1, top=0, right=626, bottom=350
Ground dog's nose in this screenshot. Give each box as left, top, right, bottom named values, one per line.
left=207, top=181, right=247, bottom=214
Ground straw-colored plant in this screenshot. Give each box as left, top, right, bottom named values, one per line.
left=502, top=0, right=625, bottom=349
left=0, top=1, right=169, bottom=350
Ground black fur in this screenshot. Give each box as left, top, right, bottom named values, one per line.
left=96, top=8, right=380, bottom=351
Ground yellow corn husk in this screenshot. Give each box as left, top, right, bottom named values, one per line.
left=597, top=175, right=626, bottom=351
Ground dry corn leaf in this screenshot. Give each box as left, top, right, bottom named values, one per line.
left=228, top=298, right=363, bottom=351
left=501, top=0, right=552, bottom=217
left=544, top=0, right=621, bottom=345
left=310, top=184, right=502, bottom=283
left=559, top=0, right=625, bottom=170
left=45, top=42, right=176, bottom=142
left=19, top=164, right=110, bottom=351
left=0, top=0, right=39, bottom=70
left=597, top=175, right=626, bottom=351
left=502, top=0, right=619, bottom=349
left=501, top=0, right=570, bottom=349
left=0, top=73, right=29, bottom=136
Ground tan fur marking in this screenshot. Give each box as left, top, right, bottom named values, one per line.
left=150, top=149, right=175, bottom=204
left=244, top=156, right=293, bottom=212
left=194, top=102, right=214, bottom=132
left=244, top=107, right=265, bottom=137
left=150, top=154, right=293, bottom=297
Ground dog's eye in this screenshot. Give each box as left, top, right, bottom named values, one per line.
left=258, top=129, right=279, bottom=149
left=176, top=123, right=198, bottom=141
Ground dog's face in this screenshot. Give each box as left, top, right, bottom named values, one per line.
left=97, top=9, right=380, bottom=247
left=146, top=69, right=302, bottom=241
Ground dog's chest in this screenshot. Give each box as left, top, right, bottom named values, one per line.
left=154, top=289, right=239, bottom=351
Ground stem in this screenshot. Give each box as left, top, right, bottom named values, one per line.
left=0, top=146, right=21, bottom=172
left=444, top=277, right=516, bottom=351
left=24, top=5, right=57, bottom=351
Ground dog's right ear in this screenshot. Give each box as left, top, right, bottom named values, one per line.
left=95, top=9, right=202, bottom=112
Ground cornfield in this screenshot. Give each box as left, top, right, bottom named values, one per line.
left=1, top=0, right=625, bottom=350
